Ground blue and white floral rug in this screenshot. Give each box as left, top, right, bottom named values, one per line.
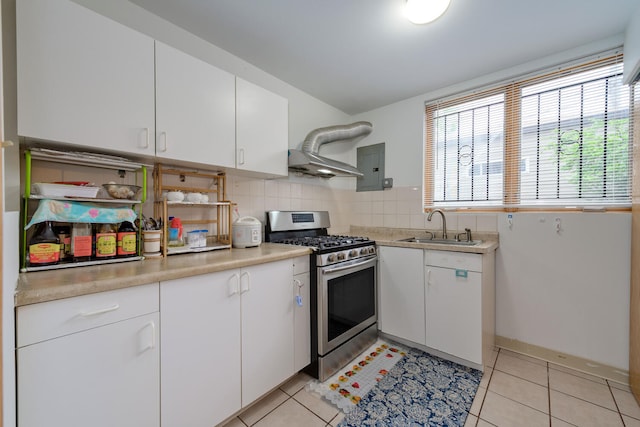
left=337, top=344, right=482, bottom=427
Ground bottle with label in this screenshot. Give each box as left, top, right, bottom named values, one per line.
left=53, top=224, right=71, bottom=261
left=117, top=221, right=137, bottom=257
left=28, top=221, right=61, bottom=266
left=95, top=223, right=117, bottom=259
left=71, top=222, right=93, bottom=262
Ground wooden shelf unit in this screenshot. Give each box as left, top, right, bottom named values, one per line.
left=153, top=164, right=233, bottom=256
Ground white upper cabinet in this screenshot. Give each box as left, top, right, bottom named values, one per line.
left=17, top=0, right=155, bottom=156
left=236, top=78, right=289, bottom=176
left=17, top=0, right=289, bottom=175
left=155, top=42, right=236, bottom=167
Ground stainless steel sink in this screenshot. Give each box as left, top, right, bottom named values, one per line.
left=398, top=237, right=482, bottom=246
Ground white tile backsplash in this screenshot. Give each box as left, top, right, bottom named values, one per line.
left=228, top=180, right=500, bottom=235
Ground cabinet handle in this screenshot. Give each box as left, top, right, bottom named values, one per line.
left=229, top=273, right=240, bottom=296
left=79, top=303, right=120, bottom=317
left=240, top=271, right=251, bottom=293
left=238, top=148, right=245, bottom=165
left=143, top=127, right=150, bottom=149
left=160, top=131, right=168, bottom=152
left=140, top=321, right=156, bottom=352
left=426, top=269, right=432, bottom=287
left=147, top=321, right=156, bottom=350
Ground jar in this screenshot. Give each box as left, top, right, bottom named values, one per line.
left=117, top=221, right=137, bottom=257
left=142, top=230, right=162, bottom=255
left=95, top=223, right=117, bottom=259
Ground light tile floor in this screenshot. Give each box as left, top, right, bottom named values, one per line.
left=220, top=348, right=640, bottom=427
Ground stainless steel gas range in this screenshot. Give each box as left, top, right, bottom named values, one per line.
left=265, top=211, right=378, bottom=381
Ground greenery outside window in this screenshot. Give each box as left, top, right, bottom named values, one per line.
left=424, top=52, right=635, bottom=211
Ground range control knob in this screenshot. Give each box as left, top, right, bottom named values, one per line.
left=360, top=248, right=368, bottom=255
left=337, top=252, right=346, bottom=261
left=327, top=254, right=336, bottom=263
left=368, top=247, right=376, bottom=254
left=349, top=249, right=359, bottom=258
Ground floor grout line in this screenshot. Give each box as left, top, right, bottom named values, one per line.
left=229, top=352, right=640, bottom=427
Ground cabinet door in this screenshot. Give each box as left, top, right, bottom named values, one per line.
left=161, top=271, right=241, bottom=427
left=293, top=271, right=311, bottom=372
left=378, top=246, right=426, bottom=345
left=17, top=0, right=155, bottom=156
left=241, top=260, right=294, bottom=405
left=425, top=265, right=482, bottom=364
left=156, top=42, right=236, bottom=167
left=236, top=78, right=289, bottom=176
left=17, top=313, right=159, bottom=427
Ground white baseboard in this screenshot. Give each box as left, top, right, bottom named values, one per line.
left=496, top=336, right=629, bottom=385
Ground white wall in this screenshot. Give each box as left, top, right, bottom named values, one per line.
left=351, top=37, right=632, bottom=370
left=496, top=212, right=630, bottom=369
left=623, top=3, right=640, bottom=84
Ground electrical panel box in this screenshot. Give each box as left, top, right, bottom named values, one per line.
left=356, top=142, right=385, bottom=192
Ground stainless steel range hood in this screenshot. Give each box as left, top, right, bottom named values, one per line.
left=288, top=121, right=372, bottom=178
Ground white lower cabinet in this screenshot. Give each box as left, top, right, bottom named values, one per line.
left=240, top=261, right=295, bottom=405
left=424, top=249, right=495, bottom=367
left=378, top=246, right=495, bottom=369
left=293, top=256, right=311, bottom=371
left=160, top=270, right=241, bottom=427
left=378, top=246, right=426, bottom=345
left=160, top=259, right=295, bottom=427
left=16, top=284, right=160, bottom=427
left=425, top=251, right=483, bottom=364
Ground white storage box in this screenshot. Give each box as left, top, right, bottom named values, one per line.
left=32, top=183, right=100, bottom=198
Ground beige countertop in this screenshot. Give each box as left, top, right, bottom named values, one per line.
left=16, top=227, right=498, bottom=306
left=15, top=243, right=311, bottom=307
left=351, top=226, right=499, bottom=254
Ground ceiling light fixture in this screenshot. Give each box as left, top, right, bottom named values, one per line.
left=405, top=0, right=451, bottom=24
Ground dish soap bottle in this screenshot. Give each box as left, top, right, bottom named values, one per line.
left=28, top=221, right=61, bottom=266
left=95, top=223, right=117, bottom=259
left=117, top=221, right=137, bottom=257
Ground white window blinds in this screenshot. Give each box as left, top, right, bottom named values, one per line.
left=424, top=52, right=635, bottom=211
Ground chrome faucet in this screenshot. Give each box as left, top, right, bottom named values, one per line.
left=427, top=209, right=447, bottom=240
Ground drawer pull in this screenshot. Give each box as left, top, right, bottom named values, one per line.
left=79, top=303, right=120, bottom=317
left=455, top=269, right=468, bottom=278
left=229, top=273, right=240, bottom=296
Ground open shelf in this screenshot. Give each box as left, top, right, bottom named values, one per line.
left=153, top=164, right=233, bottom=256
left=21, top=148, right=148, bottom=272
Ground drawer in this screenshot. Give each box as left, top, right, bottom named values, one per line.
left=293, top=256, right=310, bottom=275
left=424, top=250, right=482, bottom=272
left=17, top=283, right=159, bottom=348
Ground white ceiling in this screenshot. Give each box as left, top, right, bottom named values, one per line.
left=129, top=0, right=638, bottom=115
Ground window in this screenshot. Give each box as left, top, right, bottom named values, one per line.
left=424, top=53, right=636, bottom=211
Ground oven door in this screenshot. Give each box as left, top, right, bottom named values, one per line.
left=317, top=255, right=377, bottom=356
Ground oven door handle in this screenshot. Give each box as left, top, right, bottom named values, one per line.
left=321, top=256, right=376, bottom=274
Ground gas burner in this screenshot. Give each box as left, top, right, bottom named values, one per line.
left=273, top=235, right=372, bottom=251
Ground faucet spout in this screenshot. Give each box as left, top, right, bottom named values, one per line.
left=427, top=209, right=447, bottom=240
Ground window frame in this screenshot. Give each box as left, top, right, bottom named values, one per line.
left=423, top=52, right=633, bottom=213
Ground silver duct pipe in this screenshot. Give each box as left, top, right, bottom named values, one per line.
left=302, top=121, right=373, bottom=154
left=288, top=121, right=373, bottom=178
